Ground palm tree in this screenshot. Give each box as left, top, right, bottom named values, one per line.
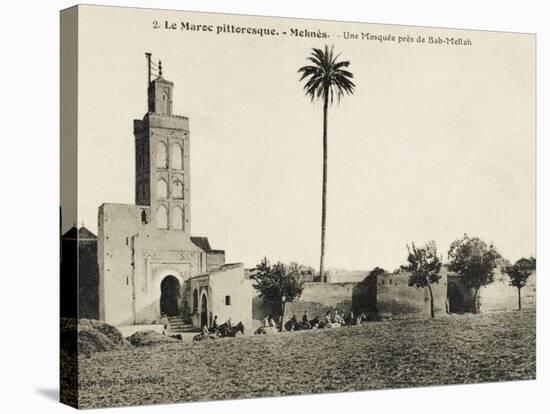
left=298, top=45, right=355, bottom=282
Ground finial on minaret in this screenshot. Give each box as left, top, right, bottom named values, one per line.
left=158, top=60, right=162, bottom=77
left=145, top=52, right=152, bottom=84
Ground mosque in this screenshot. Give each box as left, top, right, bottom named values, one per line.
left=61, top=56, right=254, bottom=332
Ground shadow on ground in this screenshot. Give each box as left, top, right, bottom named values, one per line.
left=36, top=388, right=59, bottom=402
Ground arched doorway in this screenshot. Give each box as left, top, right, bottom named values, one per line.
left=160, top=275, right=181, bottom=317
left=447, top=282, right=465, bottom=314
left=200, top=292, right=209, bottom=328
left=192, top=289, right=198, bottom=314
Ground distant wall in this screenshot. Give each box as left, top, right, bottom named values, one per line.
left=376, top=271, right=448, bottom=318
left=479, top=270, right=536, bottom=312
left=326, top=270, right=370, bottom=283
left=285, top=282, right=355, bottom=319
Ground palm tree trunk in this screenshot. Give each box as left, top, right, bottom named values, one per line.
left=319, top=88, right=329, bottom=283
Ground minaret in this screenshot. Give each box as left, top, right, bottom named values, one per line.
left=133, top=54, right=190, bottom=233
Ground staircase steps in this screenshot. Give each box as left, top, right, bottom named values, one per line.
left=166, top=316, right=198, bottom=334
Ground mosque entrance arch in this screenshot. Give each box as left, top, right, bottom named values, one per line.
left=160, top=275, right=181, bottom=317
left=447, top=282, right=465, bottom=314
left=200, top=292, right=209, bottom=328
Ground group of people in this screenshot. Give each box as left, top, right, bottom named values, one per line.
left=262, top=309, right=369, bottom=333
left=319, top=309, right=368, bottom=328
left=196, top=308, right=370, bottom=339
left=262, top=315, right=281, bottom=329
left=323, top=309, right=367, bottom=327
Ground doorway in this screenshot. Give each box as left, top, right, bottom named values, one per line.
left=447, top=282, right=465, bottom=314
left=160, top=275, right=181, bottom=317
left=200, top=292, right=209, bottom=328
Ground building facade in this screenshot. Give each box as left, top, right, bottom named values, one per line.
left=96, top=64, right=253, bottom=328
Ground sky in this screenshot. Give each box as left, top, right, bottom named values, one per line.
left=69, top=5, right=536, bottom=271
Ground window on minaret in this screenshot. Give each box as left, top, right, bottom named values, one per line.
left=156, top=141, right=168, bottom=168
left=170, top=143, right=183, bottom=170
left=161, top=91, right=169, bottom=114
left=156, top=205, right=168, bottom=229
left=172, top=180, right=183, bottom=199
left=171, top=206, right=183, bottom=230
left=156, top=178, right=168, bottom=199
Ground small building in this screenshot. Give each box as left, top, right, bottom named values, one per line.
left=60, top=226, right=99, bottom=320
left=189, top=264, right=254, bottom=331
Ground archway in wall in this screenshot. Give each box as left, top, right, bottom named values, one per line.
left=447, top=282, right=465, bottom=314
left=192, top=289, right=198, bottom=314
left=160, top=275, right=181, bottom=317
left=200, top=292, right=209, bottom=328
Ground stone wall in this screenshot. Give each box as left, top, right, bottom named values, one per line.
left=447, top=268, right=536, bottom=313
left=209, top=264, right=254, bottom=332
left=479, top=270, right=536, bottom=312
left=376, top=271, right=448, bottom=318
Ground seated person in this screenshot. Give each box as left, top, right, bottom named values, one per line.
left=201, top=323, right=210, bottom=336
left=302, top=311, right=309, bottom=323
left=333, top=310, right=344, bottom=326
left=263, top=316, right=270, bottom=328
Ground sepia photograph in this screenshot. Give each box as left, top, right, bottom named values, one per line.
left=58, top=4, right=535, bottom=410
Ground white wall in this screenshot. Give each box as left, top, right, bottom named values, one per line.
left=210, top=265, right=254, bottom=333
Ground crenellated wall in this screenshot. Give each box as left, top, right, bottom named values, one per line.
left=251, top=266, right=536, bottom=327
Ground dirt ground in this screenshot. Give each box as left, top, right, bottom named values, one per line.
left=76, top=311, right=535, bottom=408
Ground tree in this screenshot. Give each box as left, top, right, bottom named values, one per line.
left=252, top=258, right=305, bottom=327
left=503, top=257, right=536, bottom=311
left=402, top=241, right=442, bottom=318
left=448, top=234, right=501, bottom=313
left=298, top=46, right=356, bottom=282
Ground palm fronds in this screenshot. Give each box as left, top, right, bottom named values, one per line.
left=298, top=45, right=356, bottom=104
